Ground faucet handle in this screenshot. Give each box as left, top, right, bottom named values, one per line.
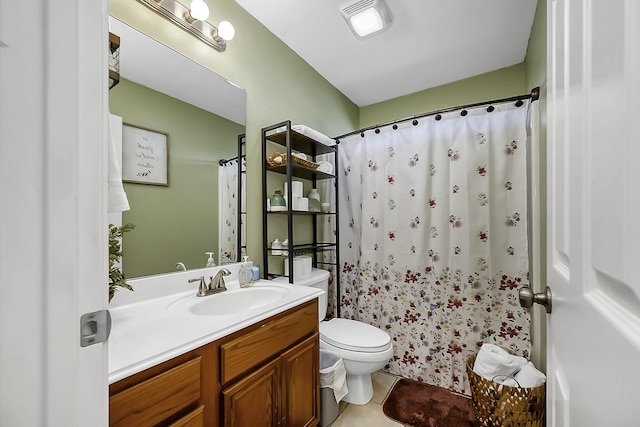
left=189, top=276, right=208, bottom=296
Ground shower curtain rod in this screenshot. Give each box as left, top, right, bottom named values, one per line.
left=219, top=154, right=245, bottom=166
left=335, top=86, right=540, bottom=140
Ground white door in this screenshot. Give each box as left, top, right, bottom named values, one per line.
left=547, top=1, right=640, bottom=426
left=0, top=1, right=109, bottom=426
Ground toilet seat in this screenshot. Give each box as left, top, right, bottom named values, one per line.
left=320, top=318, right=391, bottom=353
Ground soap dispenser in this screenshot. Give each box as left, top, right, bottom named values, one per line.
left=238, top=256, right=254, bottom=288
left=205, top=252, right=216, bottom=267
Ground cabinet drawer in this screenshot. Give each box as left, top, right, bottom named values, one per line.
left=221, top=300, right=317, bottom=384
left=168, top=405, right=204, bottom=427
left=110, top=357, right=202, bottom=426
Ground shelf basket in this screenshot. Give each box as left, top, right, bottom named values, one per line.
left=266, top=152, right=319, bottom=170
left=466, top=354, right=545, bottom=427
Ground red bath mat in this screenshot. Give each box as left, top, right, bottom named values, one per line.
left=382, top=378, right=478, bottom=427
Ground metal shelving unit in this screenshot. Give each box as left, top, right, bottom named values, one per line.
left=237, top=133, right=246, bottom=260
left=261, top=121, right=340, bottom=315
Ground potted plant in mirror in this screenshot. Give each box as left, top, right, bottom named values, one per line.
left=109, top=223, right=135, bottom=302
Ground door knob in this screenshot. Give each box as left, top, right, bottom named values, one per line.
left=519, top=286, right=552, bottom=314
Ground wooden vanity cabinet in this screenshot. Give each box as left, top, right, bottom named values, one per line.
left=109, top=342, right=219, bottom=427
left=222, top=357, right=281, bottom=425
left=280, top=334, right=321, bottom=427
left=220, top=300, right=320, bottom=427
left=109, top=299, right=319, bottom=427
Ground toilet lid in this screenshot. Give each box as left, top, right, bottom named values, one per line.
left=320, top=318, right=391, bottom=353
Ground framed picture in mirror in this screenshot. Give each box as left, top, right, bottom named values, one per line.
left=122, top=123, right=169, bottom=186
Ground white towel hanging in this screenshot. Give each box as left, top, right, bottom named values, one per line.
left=108, top=114, right=130, bottom=213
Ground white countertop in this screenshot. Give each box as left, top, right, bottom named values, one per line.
left=108, top=265, right=323, bottom=384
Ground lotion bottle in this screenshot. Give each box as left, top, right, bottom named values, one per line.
left=238, top=256, right=254, bottom=288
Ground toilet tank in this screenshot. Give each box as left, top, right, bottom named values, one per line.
left=273, top=268, right=330, bottom=321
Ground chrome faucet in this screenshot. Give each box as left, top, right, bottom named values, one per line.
left=188, top=268, right=231, bottom=297
left=211, top=268, right=231, bottom=291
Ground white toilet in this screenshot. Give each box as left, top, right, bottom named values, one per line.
left=275, top=268, right=393, bottom=405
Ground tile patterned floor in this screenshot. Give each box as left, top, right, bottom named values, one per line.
left=328, top=371, right=404, bottom=427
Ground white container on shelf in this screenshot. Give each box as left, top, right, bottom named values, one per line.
left=308, top=188, right=321, bottom=201
left=271, top=238, right=283, bottom=256
left=284, top=181, right=303, bottom=199
left=294, top=197, right=309, bottom=211
left=284, top=256, right=312, bottom=281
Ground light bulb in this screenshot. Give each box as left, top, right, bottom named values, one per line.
left=217, top=21, right=235, bottom=41
left=189, top=0, right=209, bottom=21
left=350, top=8, right=383, bottom=37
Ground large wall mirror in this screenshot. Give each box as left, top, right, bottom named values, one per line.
left=108, top=17, right=246, bottom=278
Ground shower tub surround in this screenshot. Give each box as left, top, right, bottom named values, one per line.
left=108, top=263, right=323, bottom=383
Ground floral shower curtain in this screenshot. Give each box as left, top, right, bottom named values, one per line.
left=338, top=100, right=532, bottom=394
left=218, top=160, right=240, bottom=264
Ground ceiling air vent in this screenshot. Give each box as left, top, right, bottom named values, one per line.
left=340, top=0, right=393, bottom=39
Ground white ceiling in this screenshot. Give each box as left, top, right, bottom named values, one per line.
left=234, top=0, right=539, bottom=107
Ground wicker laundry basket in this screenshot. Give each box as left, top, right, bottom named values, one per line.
left=466, top=354, right=545, bottom=427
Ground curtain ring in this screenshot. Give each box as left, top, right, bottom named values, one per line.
left=435, top=114, right=442, bottom=121
left=487, top=106, right=495, bottom=112
left=375, top=128, right=380, bottom=134
left=392, top=124, right=398, bottom=130
left=515, top=100, right=524, bottom=107
left=460, top=110, right=468, bottom=116
left=412, top=120, right=418, bottom=126
left=360, top=132, right=365, bottom=138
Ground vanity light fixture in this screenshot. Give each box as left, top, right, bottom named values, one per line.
left=136, top=0, right=235, bottom=52
left=188, top=0, right=209, bottom=21
left=340, top=0, right=393, bottom=39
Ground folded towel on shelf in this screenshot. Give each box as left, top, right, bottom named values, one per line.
left=272, top=124, right=336, bottom=146
left=514, top=361, right=547, bottom=388
left=316, top=161, right=333, bottom=174
left=473, top=344, right=528, bottom=381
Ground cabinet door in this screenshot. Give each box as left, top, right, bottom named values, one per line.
left=223, top=358, right=281, bottom=427
left=280, top=334, right=320, bottom=427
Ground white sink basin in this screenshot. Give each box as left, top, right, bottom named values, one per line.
left=168, top=284, right=290, bottom=316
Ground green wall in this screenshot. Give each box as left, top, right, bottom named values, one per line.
left=359, top=63, right=528, bottom=128
left=110, top=0, right=359, bottom=265
left=110, top=78, right=243, bottom=277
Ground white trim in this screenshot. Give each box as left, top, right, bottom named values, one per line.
left=0, top=1, right=108, bottom=425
